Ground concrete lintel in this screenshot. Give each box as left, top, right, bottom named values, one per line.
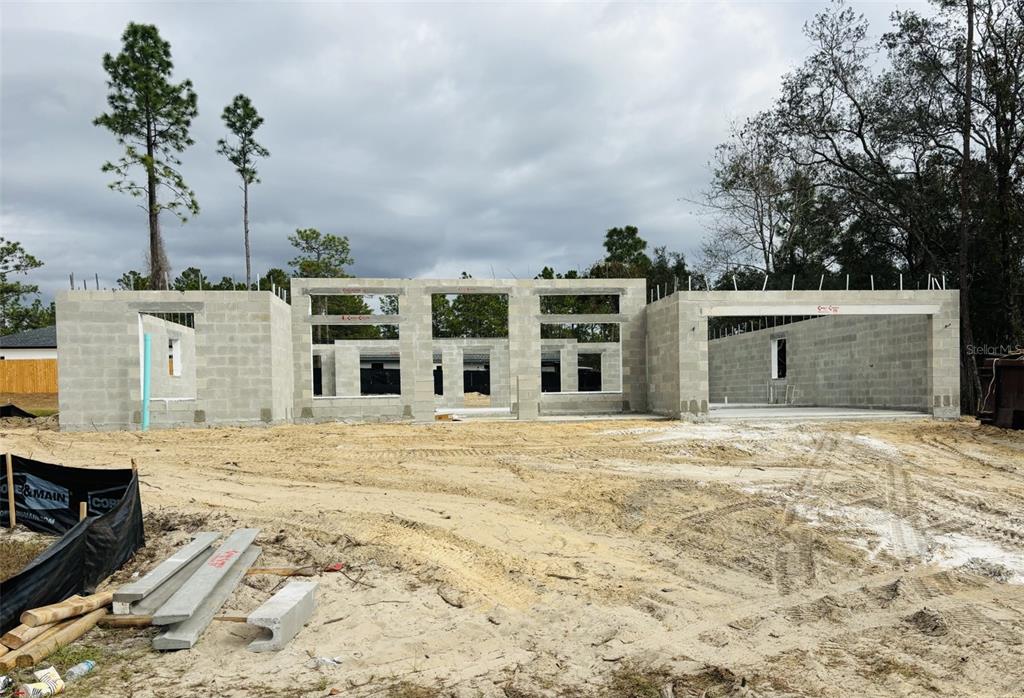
left=539, top=313, right=626, bottom=324
left=702, top=304, right=942, bottom=317
left=152, top=545, right=262, bottom=651
left=153, top=528, right=261, bottom=625
left=114, top=532, right=220, bottom=602
left=305, top=315, right=402, bottom=326
left=302, top=287, right=406, bottom=296
left=423, top=285, right=512, bottom=295
left=128, top=302, right=206, bottom=312
left=246, top=580, right=318, bottom=652
left=531, top=287, right=627, bottom=296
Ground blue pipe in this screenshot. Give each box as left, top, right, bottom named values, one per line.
left=142, top=333, right=152, bottom=431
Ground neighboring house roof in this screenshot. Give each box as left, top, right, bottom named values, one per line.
left=0, top=326, right=57, bottom=349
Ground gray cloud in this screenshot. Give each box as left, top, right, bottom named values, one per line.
left=1, top=1, right=915, bottom=299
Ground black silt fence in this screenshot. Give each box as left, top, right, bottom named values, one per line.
left=0, top=455, right=144, bottom=633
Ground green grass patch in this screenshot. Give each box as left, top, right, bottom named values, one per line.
left=43, top=643, right=109, bottom=673
left=0, top=536, right=51, bottom=581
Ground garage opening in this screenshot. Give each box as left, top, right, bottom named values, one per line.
left=707, top=314, right=930, bottom=412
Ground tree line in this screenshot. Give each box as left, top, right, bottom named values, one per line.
left=694, top=0, right=1024, bottom=412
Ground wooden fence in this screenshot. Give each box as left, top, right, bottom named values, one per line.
left=0, top=359, right=58, bottom=394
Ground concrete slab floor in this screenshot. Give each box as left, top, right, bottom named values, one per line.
left=709, top=405, right=929, bottom=421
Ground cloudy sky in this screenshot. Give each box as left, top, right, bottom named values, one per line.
left=2, top=1, right=917, bottom=299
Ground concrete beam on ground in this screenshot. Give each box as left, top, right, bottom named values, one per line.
left=245, top=580, right=318, bottom=652
left=152, top=528, right=260, bottom=625
left=114, top=533, right=220, bottom=604
left=152, top=545, right=262, bottom=651
left=116, top=548, right=216, bottom=616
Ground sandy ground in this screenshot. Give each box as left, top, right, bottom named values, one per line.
left=1, top=417, right=1023, bottom=696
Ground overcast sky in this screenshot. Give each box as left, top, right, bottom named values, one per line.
left=2, top=1, right=919, bottom=299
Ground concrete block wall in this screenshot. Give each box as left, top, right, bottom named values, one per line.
left=540, top=339, right=622, bottom=393
left=55, top=283, right=959, bottom=430
left=647, top=289, right=958, bottom=419
left=269, top=299, right=294, bottom=422
left=57, top=291, right=293, bottom=431
left=141, top=315, right=196, bottom=399
left=291, top=278, right=647, bottom=423
left=708, top=314, right=931, bottom=409
left=644, top=294, right=682, bottom=417
left=432, top=338, right=511, bottom=409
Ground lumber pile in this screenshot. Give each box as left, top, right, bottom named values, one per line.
left=0, top=595, right=110, bottom=671
left=0, top=527, right=322, bottom=677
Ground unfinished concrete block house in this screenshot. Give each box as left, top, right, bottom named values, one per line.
left=54, top=278, right=960, bottom=430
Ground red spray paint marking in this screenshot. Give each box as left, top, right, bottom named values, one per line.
left=208, top=550, right=240, bottom=569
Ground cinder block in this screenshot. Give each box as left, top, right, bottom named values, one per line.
left=246, top=580, right=318, bottom=652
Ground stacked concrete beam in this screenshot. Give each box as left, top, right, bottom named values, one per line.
left=113, top=533, right=219, bottom=614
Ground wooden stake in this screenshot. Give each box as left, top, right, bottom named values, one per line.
left=5, top=453, right=14, bottom=530
left=245, top=565, right=317, bottom=577
left=99, top=613, right=248, bottom=629
left=1, top=621, right=56, bottom=650
left=0, top=618, right=75, bottom=672
left=14, top=609, right=107, bottom=668
left=21, top=591, right=113, bottom=627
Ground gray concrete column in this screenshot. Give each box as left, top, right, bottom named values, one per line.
left=560, top=343, right=579, bottom=392
left=317, top=350, right=336, bottom=397
left=490, top=344, right=511, bottom=409
left=601, top=346, right=621, bottom=392
left=508, top=288, right=541, bottom=419
left=334, top=345, right=360, bottom=397
left=930, top=292, right=961, bottom=418
left=399, top=287, right=435, bottom=421
left=619, top=284, right=648, bottom=412
left=441, top=345, right=464, bottom=408
left=678, top=300, right=710, bottom=419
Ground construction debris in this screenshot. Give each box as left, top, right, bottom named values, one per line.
left=113, top=532, right=219, bottom=607
left=14, top=609, right=107, bottom=669
left=21, top=592, right=112, bottom=627
left=152, top=528, right=260, bottom=626
left=1, top=622, right=56, bottom=650
left=153, top=544, right=262, bottom=650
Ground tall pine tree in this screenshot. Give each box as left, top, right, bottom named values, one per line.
left=217, top=94, right=269, bottom=288
left=94, top=23, right=198, bottom=289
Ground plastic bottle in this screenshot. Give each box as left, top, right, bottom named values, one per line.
left=64, top=660, right=96, bottom=682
